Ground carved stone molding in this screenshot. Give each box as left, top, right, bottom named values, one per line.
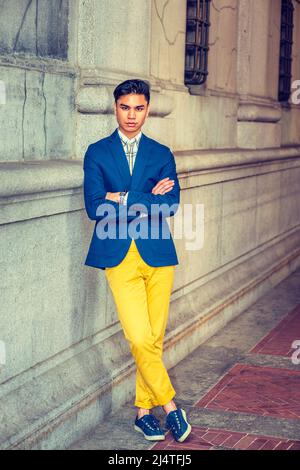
left=76, top=85, right=174, bottom=117
left=238, top=103, right=282, bottom=122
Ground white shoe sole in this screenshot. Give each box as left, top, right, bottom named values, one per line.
left=170, top=409, right=192, bottom=443
left=134, top=425, right=165, bottom=441
left=177, top=423, right=192, bottom=442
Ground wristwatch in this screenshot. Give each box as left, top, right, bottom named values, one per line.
left=119, top=191, right=128, bottom=205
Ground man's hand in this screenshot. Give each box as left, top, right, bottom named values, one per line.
left=105, top=178, right=174, bottom=202
left=105, top=192, right=120, bottom=203
left=151, top=177, right=174, bottom=195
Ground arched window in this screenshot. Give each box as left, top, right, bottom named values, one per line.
left=184, top=0, right=211, bottom=86
left=278, top=0, right=294, bottom=102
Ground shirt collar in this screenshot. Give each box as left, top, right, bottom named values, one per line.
left=118, top=128, right=142, bottom=145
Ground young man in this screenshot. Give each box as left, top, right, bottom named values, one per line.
left=83, top=79, right=191, bottom=443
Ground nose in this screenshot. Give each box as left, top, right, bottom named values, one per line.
left=128, top=109, right=136, bottom=119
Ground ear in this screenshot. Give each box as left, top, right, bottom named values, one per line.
left=146, top=104, right=150, bottom=117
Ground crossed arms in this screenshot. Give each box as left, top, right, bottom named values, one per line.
left=83, top=147, right=180, bottom=222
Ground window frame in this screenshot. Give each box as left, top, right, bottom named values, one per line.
left=184, top=0, right=211, bottom=87
left=278, top=0, right=294, bottom=102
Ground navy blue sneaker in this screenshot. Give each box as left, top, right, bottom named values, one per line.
left=134, top=414, right=165, bottom=441
left=166, top=408, right=192, bottom=442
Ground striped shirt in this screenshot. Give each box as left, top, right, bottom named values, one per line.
left=118, top=128, right=142, bottom=175
left=117, top=128, right=153, bottom=219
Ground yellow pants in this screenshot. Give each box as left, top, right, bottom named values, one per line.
left=104, top=239, right=176, bottom=409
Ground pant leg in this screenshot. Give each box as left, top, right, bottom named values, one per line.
left=104, top=241, right=175, bottom=409
left=135, top=259, right=176, bottom=407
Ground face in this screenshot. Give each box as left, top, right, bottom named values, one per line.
left=114, top=93, right=150, bottom=138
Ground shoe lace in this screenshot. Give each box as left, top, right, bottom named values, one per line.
left=147, top=414, right=160, bottom=430
left=140, top=414, right=160, bottom=431
left=169, top=410, right=181, bottom=431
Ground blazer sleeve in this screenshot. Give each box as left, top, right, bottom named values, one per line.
left=83, top=145, right=134, bottom=222
left=126, top=148, right=180, bottom=218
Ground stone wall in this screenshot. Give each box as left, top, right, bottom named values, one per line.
left=0, top=0, right=75, bottom=161
left=0, top=0, right=69, bottom=58
left=0, top=0, right=300, bottom=450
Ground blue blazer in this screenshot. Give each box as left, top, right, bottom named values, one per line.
left=83, top=128, right=180, bottom=270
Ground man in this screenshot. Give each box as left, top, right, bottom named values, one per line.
left=83, top=79, right=191, bottom=443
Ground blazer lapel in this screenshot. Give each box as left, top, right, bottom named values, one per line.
left=107, top=129, right=131, bottom=190
left=130, top=133, right=150, bottom=190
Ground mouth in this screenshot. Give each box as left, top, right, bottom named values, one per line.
left=126, top=123, right=137, bottom=127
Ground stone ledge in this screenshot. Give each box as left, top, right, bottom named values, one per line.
left=175, top=145, right=300, bottom=173
left=0, top=54, right=78, bottom=77
left=237, top=103, right=282, bottom=123
left=1, top=147, right=300, bottom=201
left=0, top=159, right=83, bottom=198
left=0, top=189, right=84, bottom=225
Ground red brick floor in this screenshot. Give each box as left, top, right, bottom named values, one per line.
left=150, top=426, right=300, bottom=450
left=195, top=363, right=300, bottom=419
left=151, top=304, right=300, bottom=450
left=250, top=304, right=300, bottom=357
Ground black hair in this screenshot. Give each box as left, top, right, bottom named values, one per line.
left=113, top=79, right=150, bottom=104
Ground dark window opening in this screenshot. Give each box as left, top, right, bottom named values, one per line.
left=278, top=0, right=294, bottom=102
left=184, top=0, right=211, bottom=86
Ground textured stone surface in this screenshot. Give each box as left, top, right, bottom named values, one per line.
left=0, top=66, right=75, bottom=161
left=78, top=0, right=150, bottom=74
left=0, top=0, right=69, bottom=59
left=237, top=122, right=281, bottom=149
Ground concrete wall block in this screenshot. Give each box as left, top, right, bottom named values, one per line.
left=0, top=0, right=69, bottom=60
left=221, top=176, right=257, bottom=264
left=0, top=67, right=75, bottom=161
left=0, top=210, right=110, bottom=383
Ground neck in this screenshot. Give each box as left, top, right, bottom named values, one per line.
left=118, top=126, right=141, bottom=139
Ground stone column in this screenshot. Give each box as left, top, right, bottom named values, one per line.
left=205, top=0, right=238, bottom=96
left=76, top=0, right=152, bottom=157
left=236, top=0, right=282, bottom=148
left=149, top=0, right=187, bottom=86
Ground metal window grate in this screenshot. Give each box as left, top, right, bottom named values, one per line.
left=278, top=0, right=294, bottom=102
left=184, top=0, right=211, bottom=86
